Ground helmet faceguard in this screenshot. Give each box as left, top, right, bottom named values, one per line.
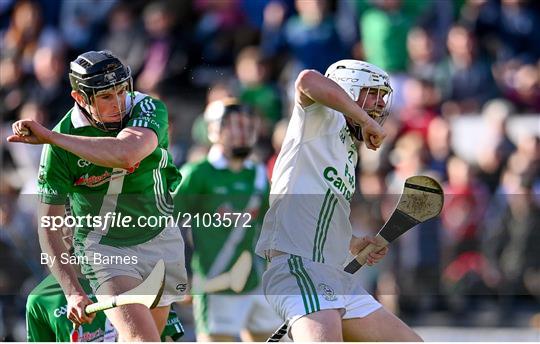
left=69, top=51, right=134, bottom=132
left=204, top=98, right=258, bottom=159
left=325, top=59, right=393, bottom=140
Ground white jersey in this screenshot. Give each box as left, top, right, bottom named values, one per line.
left=255, top=102, right=358, bottom=267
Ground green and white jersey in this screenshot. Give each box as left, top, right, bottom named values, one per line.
left=26, top=275, right=184, bottom=342
left=255, top=102, right=358, bottom=267
left=37, top=92, right=181, bottom=247
left=176, top=147, right=269, bottom=294
left=26, top=275, right=115, bottom=342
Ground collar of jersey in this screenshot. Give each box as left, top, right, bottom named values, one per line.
left=70, top=92, right=147, bottom=129
left=207, top=145, right=254, bottom=170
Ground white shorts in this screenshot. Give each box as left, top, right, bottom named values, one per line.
left=192, top=289, right=283, bottom=336
left=263, top=254, right=381, bottom=330
left=77, top=226, right=188, bottom=307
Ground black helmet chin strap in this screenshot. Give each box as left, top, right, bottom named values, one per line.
left=345, top=117, right=363, bottom=141
left=79, top=81, right=133, bottom=132
left=77, top=103, right=126, bottom=132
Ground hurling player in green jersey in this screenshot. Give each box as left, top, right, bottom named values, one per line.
left=26, top=226, right=185, bottom=342
left=176, top=99, right=281, bottom=341
left=8, top=51, right=187, bottom=341
left=26, top=280, right=184, bottom=342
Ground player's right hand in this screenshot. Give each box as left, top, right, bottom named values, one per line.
left=349, top=236, right=389, bottom=266
left=67, top=294, right=96, bottom=326
left=361, top=117, right=386, bottom=150
left=7, top=119, right=53, bottom=145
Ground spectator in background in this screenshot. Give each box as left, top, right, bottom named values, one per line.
left=1, top=0, right=62, bottom=73
left=0, top=179, right=42, bottom=278
left=261, top=0, right=351, bottom=77
left=235, top=46, right=283, bottom=132
left=482, top=152, right=540, bottom=322
left=516, top=135, right=540, bottom=172
left=460, top=0, right=540, bottom=63
left=59, top=0, right=116, bottom=54
left=441, top=155, right=490, bottom=312
left=386, top=132, right=429, bottom=191
left=406, top=26, right=439, bottom=82
left=442, top=156, right=489, bottom=256
left=358, top=0, right=428, bottom=111
left=459, top=0, right=501, bottom=60
left=496, top=0, right=540, bottom=64
left=6, top=102, right=47, bottom=194
left=35, top=0, right=62, bottom=28
left=413, top=0, right=455, bottom=61
left=239, top=0, right=274, bottom=30
left=26, top=46, right=71, bottom=125
left=476, top=99, right=517, bottom=193
left=426, top=117, right=452, bottom=180
left=0, top=178, right=42, bottom=341
left=98, top=2, right=146, bottom=76
left=136, top=1, right=188, bottom=96
left=496, top=63, right=540, bottom=113
left=0, top=0, right=14, bottom=30
left=436, top=24, right=499, bottom=116
left=193, top=0, right=258, bottom=69
left=397, top=77, right=439, bottom=141
left=360, top=0, right=425, bottom=74
left=334, top=0, right=362, bottom=59
left=465, top=0, right=540, bottom=113
left=0, top=53, right=27, bottom=122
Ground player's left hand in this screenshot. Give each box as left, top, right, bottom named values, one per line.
left=349, top=236, right=388, bottom=266
left=7, top=119, right=53, bottom=144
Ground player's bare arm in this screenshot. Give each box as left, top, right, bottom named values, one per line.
left=7, top=120, right=157, bottom=169
left=38, top=203, right=96, bottom=326
left=294, top=69, right=386, bottom=150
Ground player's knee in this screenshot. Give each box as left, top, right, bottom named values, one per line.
left=290, top=310, right=343, bottom=341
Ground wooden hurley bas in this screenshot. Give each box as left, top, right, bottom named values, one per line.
left=344, top=175, right=444, bottom=274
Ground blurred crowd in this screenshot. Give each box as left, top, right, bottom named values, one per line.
left=1, top=0, right=539, bottom=341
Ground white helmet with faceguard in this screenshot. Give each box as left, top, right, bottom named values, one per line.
left=325, top=59, right=393, bottom=140
left=69, top=50, right=133, bottom=132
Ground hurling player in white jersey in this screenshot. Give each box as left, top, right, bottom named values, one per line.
left=255, top=60, right=422, bottom=341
